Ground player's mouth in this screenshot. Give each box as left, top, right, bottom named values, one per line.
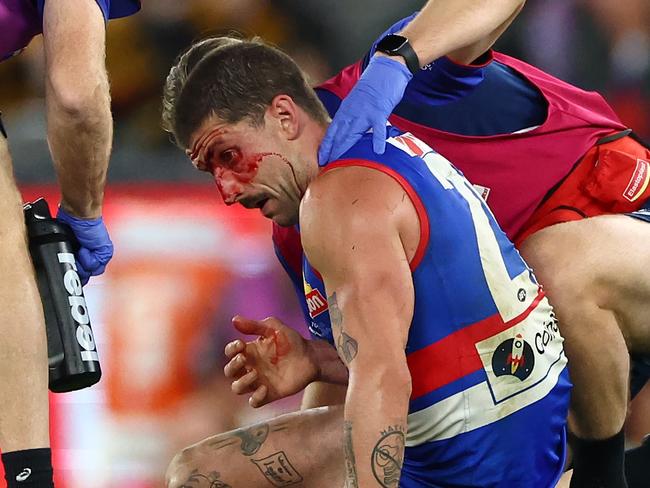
left=240, top=196, right=269, bottom=210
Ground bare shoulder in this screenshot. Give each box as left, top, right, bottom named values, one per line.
left=299, top=164, right=419, bottom=269
left=300, top=166, right=407, bottom=234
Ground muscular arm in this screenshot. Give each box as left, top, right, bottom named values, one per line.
left=397, top=0, right=526, bottom=65
left=301, top=166, right=416, bottom=487
left=43, top=0, right=111, bottom=218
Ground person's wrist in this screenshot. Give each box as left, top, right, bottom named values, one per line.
left=58, top=202, right=102, bottom=221
left=374, top=50, right=407, bottom=67
left=59, top=199, right=103, bottom=220
left=305, top=339, right=324, bottom=382
left=368, top=55, right=413, bottom=83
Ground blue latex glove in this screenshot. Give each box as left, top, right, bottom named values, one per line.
left=56, top=206, right=114, bottom=285
left=318, top=56, right=413, bottom=165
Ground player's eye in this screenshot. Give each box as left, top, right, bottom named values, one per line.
left=220, top=150, right=236, bottom=166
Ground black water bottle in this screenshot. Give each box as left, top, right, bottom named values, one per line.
left=24, top=198, right=102, bottom=392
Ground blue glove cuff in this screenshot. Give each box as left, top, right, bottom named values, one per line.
left=56, top=206, right=104, bottom=227
left=366, top=55, right=414, bottom=84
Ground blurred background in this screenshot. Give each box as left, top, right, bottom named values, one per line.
left=0, top=1, right=649, bottom=486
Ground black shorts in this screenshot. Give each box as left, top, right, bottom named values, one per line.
left=0, top=111, right=6, bottom=139
left=631, top=355, right=650, bottom=399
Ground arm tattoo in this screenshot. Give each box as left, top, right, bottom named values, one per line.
left=343, top=421, right=359, bottom=488
left=252, top=451, right=303, bottom=486
left=371, top=425, right=406, bottom=488
left=209, top=421, right=288, bottom=457
left=328, top=292, right=358, bottom=364
left=234, top=423, right=270, bottom=456
left=329, top=292, right=343, bottom=328
left=179, top=469, right=231, bottom=488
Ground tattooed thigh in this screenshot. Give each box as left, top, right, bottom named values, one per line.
left=166, top=406, right=345, bottom=488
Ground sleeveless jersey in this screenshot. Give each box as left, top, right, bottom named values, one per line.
left=302, top=128, right=570, bottom=487
left=0, top=0, right=140, bottom=61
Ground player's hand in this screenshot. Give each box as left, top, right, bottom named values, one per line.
left=318, top=55, right=413, bottom=165
left=224, top=315, right=319, bottom=408
left=56, top=206, right=113, bottom=285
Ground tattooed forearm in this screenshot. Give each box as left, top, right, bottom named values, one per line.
left=371, top=425, right=406, bottom=488
left=209, top=438, right=237, bottom=451
left=209, top=421, right=288, bottom=457
left=179, top=469, right=232, bottom=488
left=343, top=421, right=359, bottom=488
left=328, top=292, right=358, bottom=364
left=252, top=451, right=303, bottom=487
left=235, top=423, right=270, bottom=456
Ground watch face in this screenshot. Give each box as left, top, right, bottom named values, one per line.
left=378, top=34, right=408, bottom=53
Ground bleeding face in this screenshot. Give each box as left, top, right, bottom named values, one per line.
left=187, top=117, right=305, bottom=226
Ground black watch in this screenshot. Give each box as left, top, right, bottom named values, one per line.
left=375, top=34, right=420, bottom=75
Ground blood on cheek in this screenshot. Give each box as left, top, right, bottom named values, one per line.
left=210, top=151, right=293, bottom=205
left=210, top=151, right=262, bottom=204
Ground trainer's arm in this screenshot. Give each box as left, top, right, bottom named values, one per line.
left=43, top=0, right=111, bottom=218
left=302, top=167, right=415, bottom=487
left=396, top=0, right=526, bottom=65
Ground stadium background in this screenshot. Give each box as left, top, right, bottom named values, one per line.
left=0, top=1, right=649, bottom=486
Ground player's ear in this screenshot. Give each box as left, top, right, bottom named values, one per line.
left=268, top=94, right=300, bottom=141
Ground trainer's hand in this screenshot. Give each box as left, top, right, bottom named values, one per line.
left=318, top=55, right=413, bottom=165
left=56, top=206, right=113, bottom=285
left=224, top=316, right=319, bottom=408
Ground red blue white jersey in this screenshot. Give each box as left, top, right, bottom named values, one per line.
left=302, top=128, right=570, bottom=487
left=0, top=0, right=140, bottom=61
left=275, top=17, right=627, bottom=331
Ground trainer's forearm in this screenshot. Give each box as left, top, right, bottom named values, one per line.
left=43, top=0, right=112, bottom=219
left=46, top=80, right=112, bottom=218
left=399, top=0, right=525, bottom=66
left=309, top=339, right=349, bottom=385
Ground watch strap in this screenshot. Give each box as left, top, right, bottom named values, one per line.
left=377, top=34, right=420, bottom=75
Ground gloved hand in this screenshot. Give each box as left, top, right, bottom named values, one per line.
left=56, top=206, right=113, bottom=285
left=318, top=55, right=413, bottom=165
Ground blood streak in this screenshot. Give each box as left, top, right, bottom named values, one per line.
left=213, top=151, right=259, bottom=204
left=270, top=329, right=292, bottom=365
left=257, top=152, right=292, bottom=166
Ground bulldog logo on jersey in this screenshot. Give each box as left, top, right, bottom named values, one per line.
left=492, top=334, right=535, bottom=381
left=303, top=275, right=328, bottom=319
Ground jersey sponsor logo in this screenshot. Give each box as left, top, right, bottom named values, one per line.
left=306, top=288, right=328, bottom=318
left=303, top=274, right=328, bottom=319
left=492, top=334, right=535, bottom=381
left=623, top=158, right=650, bottom=202
left=58, top=252, right=99, bottom=362
left=476, top=297, right=565, bottom=404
